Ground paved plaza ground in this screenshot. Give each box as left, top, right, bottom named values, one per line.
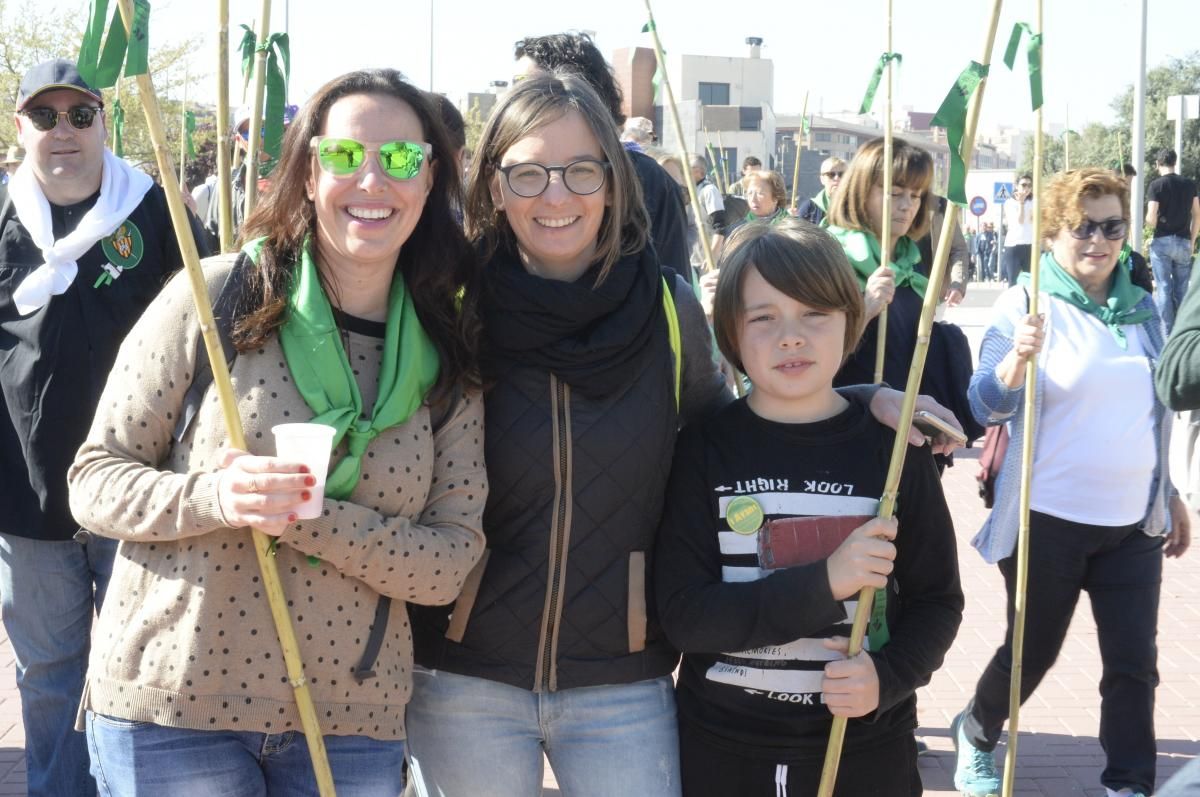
left=0, top=283, right=1195, bottom=795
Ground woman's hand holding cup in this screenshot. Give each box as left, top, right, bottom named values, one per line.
left=215, top=448, right=315, bottom=536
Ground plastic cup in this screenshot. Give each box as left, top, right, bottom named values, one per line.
left=271, top=423, right=337, bottom=519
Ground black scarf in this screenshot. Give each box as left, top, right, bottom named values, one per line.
left=480, top=241, right=663, bottom=400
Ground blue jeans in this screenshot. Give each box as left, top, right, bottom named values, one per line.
left=86, top=712, right=405, bottom=796
left=405, top=668, right=682, bottom=797
left=0, top=531, right=118, bottom=797
left=1150, top=235, right=1194, bottom=332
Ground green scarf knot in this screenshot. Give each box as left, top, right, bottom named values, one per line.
left=1019, top=251, right=1152, bottom=349
left=243, top=237, right=439, bottom=501
left=827, top=226, right=927, bottom=298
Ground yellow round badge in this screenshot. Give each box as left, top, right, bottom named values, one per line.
left=726, top=496, right=764, bottom=535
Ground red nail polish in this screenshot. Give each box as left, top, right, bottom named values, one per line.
left=299, top=465, right=311, bottom=474
left=288, top=513, right=298, bottom=523
left=301, top=491, right=311, bottom=501
left=305, top=476, right=316, bottom=487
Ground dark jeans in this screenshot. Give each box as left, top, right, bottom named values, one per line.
left=1002, top=243, right=1032, bottom=286
left=679, top=720, right=921, bottom=797
left=962, top=511, right=1164, bottom=794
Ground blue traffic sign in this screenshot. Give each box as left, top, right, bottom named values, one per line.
left=994, top=182, right=1013, bottom=204
left=969, top=196, right=988, bottom=217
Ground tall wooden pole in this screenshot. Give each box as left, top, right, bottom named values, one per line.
left=816, top=1, right=1006, bottom=793
left=716, top=129, right=731, bottom=190
left=115, top=2, right=336, bottom=793
left=1002, top=1, right=1044, bottom=793
left=216, top=0, right=234, bottom=251
left=874, top=1, right=895, bottom=385
left=244, top=0, right=271, bottom=219
left=790, top=91, right=810, bottom=210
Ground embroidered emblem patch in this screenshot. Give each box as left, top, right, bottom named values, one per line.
left=726, top=496, right=765, bottom=535
left=94, top=221, right=145, bottom=288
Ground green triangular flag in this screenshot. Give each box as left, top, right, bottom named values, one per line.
left=77, top=0, right=150, bottom=90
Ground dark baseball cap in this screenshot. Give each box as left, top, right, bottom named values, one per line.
left=17, top=59, right=104, bottom=111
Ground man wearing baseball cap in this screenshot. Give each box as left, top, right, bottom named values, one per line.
left=0, top=58, right=208, bottom=796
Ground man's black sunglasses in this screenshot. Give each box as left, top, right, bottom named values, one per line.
left=21, top=106, right=103, bottom=132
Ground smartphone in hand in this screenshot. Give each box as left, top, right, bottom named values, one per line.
left=912, top=410, right=967, bottom=448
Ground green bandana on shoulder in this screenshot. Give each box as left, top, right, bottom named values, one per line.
left=243, top=237, right=439, bottom=501
left=743, top=208, right=791, bottom=226
left=1019, top=251, right=1152, bottom=349
left=827, top=226, right=927, bottom=298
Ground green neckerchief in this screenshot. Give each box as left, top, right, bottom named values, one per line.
left=744, top=208, right=790, bottom=226
left=245, top=237, right=439, bottom=500
left=1019, top=250, right=1152, bottom=349
left=827, top=226, right=927, bottom=298
left=813, top=188, right=830, bottom=214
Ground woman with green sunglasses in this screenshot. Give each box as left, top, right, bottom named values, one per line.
left=67, top=69, right=485, bottom=794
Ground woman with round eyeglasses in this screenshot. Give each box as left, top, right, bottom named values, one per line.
left=741, top=170, right=789, bottom=225
left=67, top=68, right=486, bottom=794
left=403, top=71, right=965, bottom=797
left=949, top=168, right=1190, bottom=797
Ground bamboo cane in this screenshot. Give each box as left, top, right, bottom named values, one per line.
left=816, top=1, right=1006, bottom=793
left=179, top=66, right=188, bottom=189
left=1063, top=104, right=1070, bottom=171
left=244, top=0, right=271, bottom=219
left=216, top=0, right=234, bottom=251
left=647, top=17, right=717, bottom=278
left=790, top=91, right=809, bottom=210
left=643, top=0, right=743, bottom=399
left=716, top=129, right=731, bottom=190
left=874, top=0, right=895, bottom=386
left=1002, top=1, right=1043, bottom=793
left=114, top=2, right=336, bottom=793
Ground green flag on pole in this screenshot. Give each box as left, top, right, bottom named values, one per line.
left=238, top=25, right=291, bottom=176
left=1004, top=23, right=1043, bottom=111
left=930, top=61, right=989, bottom=206
left=859, top=52, right=902, bottom=115
left=184, top=110, right=197, bottom=157
left=111, top=97, right=125, bottom=157
left=77, top=0, right=150, bottom=89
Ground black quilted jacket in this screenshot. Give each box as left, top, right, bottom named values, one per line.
left=410, top=275, right=728, bottom=692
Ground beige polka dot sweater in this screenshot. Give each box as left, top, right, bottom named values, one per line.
left=68, top=255, right=487, bottom=740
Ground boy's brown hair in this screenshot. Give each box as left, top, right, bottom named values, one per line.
left=713, top=220, right=865, bottom=372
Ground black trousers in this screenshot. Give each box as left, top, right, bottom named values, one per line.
left=962, top=511, right=1164, bottom=794
left=679, top=720, right=921, bottom=797
left=1002, top=243, right=1032, bottom=286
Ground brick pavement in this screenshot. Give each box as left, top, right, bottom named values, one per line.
left=1, top=283, right=1196, bottom=796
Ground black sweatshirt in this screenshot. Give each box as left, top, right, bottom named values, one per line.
left=655, top=398, right=963, bottom=759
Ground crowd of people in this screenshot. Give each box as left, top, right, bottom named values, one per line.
left=0, top=26, right=1198, bottom=797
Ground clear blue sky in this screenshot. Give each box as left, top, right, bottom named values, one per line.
left=21, top=0, right=1200, bottom=132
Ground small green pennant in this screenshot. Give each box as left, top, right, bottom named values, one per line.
left=859, top=52, right=903, bottom=115
left=1004, top=22, right=1043, bottom=111
left=77, top=0, right=149, bottom=89
left=184, top=109, right=197, bottom=157
left=930, top=61, right=989, bottom=206
left=110, top=97, right=125, bottom=157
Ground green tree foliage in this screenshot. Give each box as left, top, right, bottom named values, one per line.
left=0, top=1, right=202, bottom=181
left=1016, top=51, right=1200, bottom=186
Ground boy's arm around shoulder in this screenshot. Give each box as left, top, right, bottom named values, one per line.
left=654, top=424, right=846, bottom=654
left=867, top=443, right=964, bottom=715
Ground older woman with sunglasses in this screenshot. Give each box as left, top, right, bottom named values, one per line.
left=403, top=71, right=962, bottom=797
left=950, top=168, right=1190, bottom=797
left=67, top=69, right=485, bottom=794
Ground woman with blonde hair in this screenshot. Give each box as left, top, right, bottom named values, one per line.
left=951, top=168, right=1189, bottom=797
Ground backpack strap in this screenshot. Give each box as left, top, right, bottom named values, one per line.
left=661, top=276, right=682, bottom=412
left=172, top=254, right=249, bottom=444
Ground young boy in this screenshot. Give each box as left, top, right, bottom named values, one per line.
left=655, top=221, right=964, bottom=796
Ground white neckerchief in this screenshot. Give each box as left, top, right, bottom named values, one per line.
left=10, top=148, right=154, bottom=316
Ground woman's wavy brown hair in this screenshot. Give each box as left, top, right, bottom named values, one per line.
left=1041, top=168, right=1129, bottom=240
left=828, top=136, right=934, bottom=241
left=232, top=68, right=480, bottom=409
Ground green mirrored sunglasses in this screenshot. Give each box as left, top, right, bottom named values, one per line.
left=310, top=136, right=432, bottom=181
